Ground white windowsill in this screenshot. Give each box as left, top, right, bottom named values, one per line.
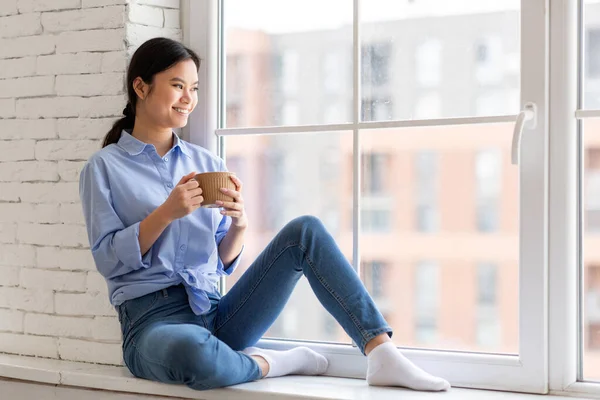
left=0, top=353, right=595, bottom=400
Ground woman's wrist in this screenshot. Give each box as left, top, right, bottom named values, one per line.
left=154, top=205, right=174, bottom=226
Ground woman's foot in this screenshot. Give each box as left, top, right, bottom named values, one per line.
left=367, top=342, right=450, bottom=391
left=243, top=346, right=328, bottom=378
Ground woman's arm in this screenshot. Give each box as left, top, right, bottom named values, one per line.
left=218, top=224, right=246, bottom=268
left=139, top=171, right=205, bottom=255
left=138, top=206, right=173, bottom=256
left=215, top=175, right=247, bottom=270
left=80, top=159, right=155, bottom=279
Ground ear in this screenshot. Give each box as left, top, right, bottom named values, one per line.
left=132, top=77, right=149, bottom=101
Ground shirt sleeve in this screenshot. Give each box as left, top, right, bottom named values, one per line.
left=215, top=214, right=243, bottom=275
left=214, top=157, right=243, bottom=275
left=79, top=158, right=152, bottom=279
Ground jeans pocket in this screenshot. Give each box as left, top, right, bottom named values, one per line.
left=121, top=291, right=160, bottom=327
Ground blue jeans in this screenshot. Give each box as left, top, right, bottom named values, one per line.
left=117, top=215, right=392, bottom=390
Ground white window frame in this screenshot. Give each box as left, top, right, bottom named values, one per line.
left=183, top=0, right=549, bottom=393
left=548, top=0, right=600, bottom=398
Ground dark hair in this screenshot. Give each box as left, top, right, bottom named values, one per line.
left=102, top=37, right=201, bottom=148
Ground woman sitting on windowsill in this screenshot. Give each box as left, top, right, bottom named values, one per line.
left=79, top=37, right=450, bottom=393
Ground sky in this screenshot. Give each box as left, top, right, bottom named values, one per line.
left=225, top=0, right=521, bottom=34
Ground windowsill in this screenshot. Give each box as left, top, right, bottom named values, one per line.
left=0, top=353, right=594, bottom=400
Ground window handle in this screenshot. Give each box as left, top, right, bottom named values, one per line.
left=511, top=102, right=537, bottom=165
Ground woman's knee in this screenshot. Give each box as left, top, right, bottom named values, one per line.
left=163, top=332, right=222, bottom=388
left=283, top=215, right=326, bottom=239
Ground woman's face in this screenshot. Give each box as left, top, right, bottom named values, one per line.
left=138, top=59, right=199, bottom=130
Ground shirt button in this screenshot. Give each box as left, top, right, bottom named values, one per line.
left=180, top=244, right=186, bottom=251
left=167, top=183, right=173, bottom=188
left=164, top=158, right=168, bottom=162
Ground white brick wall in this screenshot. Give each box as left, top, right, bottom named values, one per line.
left=0, top=0, right=182, bottom=366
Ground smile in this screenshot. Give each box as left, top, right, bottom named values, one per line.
left=173, top=107, right=190, bottom=114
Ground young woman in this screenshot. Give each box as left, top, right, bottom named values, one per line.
left=79, top=37, right=450, bottom=392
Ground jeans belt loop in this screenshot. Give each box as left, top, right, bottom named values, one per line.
left=162, top=288, right=169, bottom=298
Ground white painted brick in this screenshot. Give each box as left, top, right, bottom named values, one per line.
left=18, top=0, right=81, bottom=13
left=0, top=244, right=36, bottom=267
left=55, top=292, right=115, bottom=316
left=36, top=140, right=99, bottom=161
left=0, top=140, right=35, bottom=161
left=126, top=23, right=181, bottom=48
left=17, top=97, right=78, bottom=118
left=59, top=338, right=122, bottom=365
left=163, top=8, right=180, bottom=29
left=0, top=161, right=59, bottom=182
left=0, top=266, right=20, bottom=287
left=0, top=13, right=42, bottom=38
left=0, top=0, right=18, bottom=17
left=37, top=53, right=102, bottom=75
left=17, top=96, right=126, bottom=119
left=0, top=332, right=58, bottom=358
left=0, top=119, right=56, bottom=140
left=37, top=246, right=95, bottom=271
left=0, top=76, right=54, bottom=99
left=91, top=316, right=120, bottom=341
left=101, top=51, right=127, bottom=72
left=0, top=223, right=17, bottom=243
left=0, top=184, right=20, bottom=201
left=0, top=57, right=36, bottom=79
left=18, top=182, right=79, bottom=203
left=0, top=309, right=23, bottom=331
left=0, top=287, right=54, bottom=313
left=59, top=202, right=85, bottom=224
left=83, top=0, right=126, bottom=7
left=42, top=6, right=125, bottom=33
left=136, top=0, right=179, bottom=9
left=0, top=35, right=54, bottom=59
left=86, top=271, right=106, bottom=293
left=58, top=160, right=86, bottom=181
left=57, top=118, right=117, bottom=140
left=0, top=99, right=15, bottom=118
left=0, top=204, right=59, bottom=224
left=82, top=95, right=127, bottom=118
left=128, top=4, right=163, bottom=27
left=56, top=73, right=124, bottom=96
left=25, top=313, right=93, bottom=338
left=57, top=29, right=125, bottom=53
left=20, top=268, right=87, bottom=292
left=17, top=223, right=88, bottom=247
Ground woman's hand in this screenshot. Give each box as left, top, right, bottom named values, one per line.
left=159, top=171, right=203, bottom=222
left=215, top=175, right=247, bottom=229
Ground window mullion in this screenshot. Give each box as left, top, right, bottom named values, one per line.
left=353, top=0, right=361, bottom=274
left=548, top=0, right=579, bottom=392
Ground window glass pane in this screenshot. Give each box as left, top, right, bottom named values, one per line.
left=361, top=123, right=518, bottom=353
left=414, top=261, right=439, bottom=344
left=361, top=1, right=520, bottom=121
left=583, top=120, right=600, bottom=381
left=584, top=1, right=600, bottom=109
left=224, top=132, right=353, bottom=344
left=224, top=0, right=353, bottom=127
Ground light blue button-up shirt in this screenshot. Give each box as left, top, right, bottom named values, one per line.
left=79, top=130, right=242, bottom=315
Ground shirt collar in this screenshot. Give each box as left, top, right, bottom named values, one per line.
left=173, top=132, right=192, bottom=159
left=118, top=130, right=192, bottom=159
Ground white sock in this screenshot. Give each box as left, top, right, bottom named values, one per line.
left=242, top=346, right=328, bottom=378
left=367, top=342, right=450, bottom=391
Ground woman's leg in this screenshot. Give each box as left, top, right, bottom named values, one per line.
left=124, top=321, right=262, bottom=390
left=214, top=215, right=449, bottom=391
left=118, top=286, right=262, bottom=390
left=214, top=215, right=391, bottom=353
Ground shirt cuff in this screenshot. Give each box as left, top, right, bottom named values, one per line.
left=112, top=221, right=152, bottom=270
left=217, top=245, right=244, bottom=276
